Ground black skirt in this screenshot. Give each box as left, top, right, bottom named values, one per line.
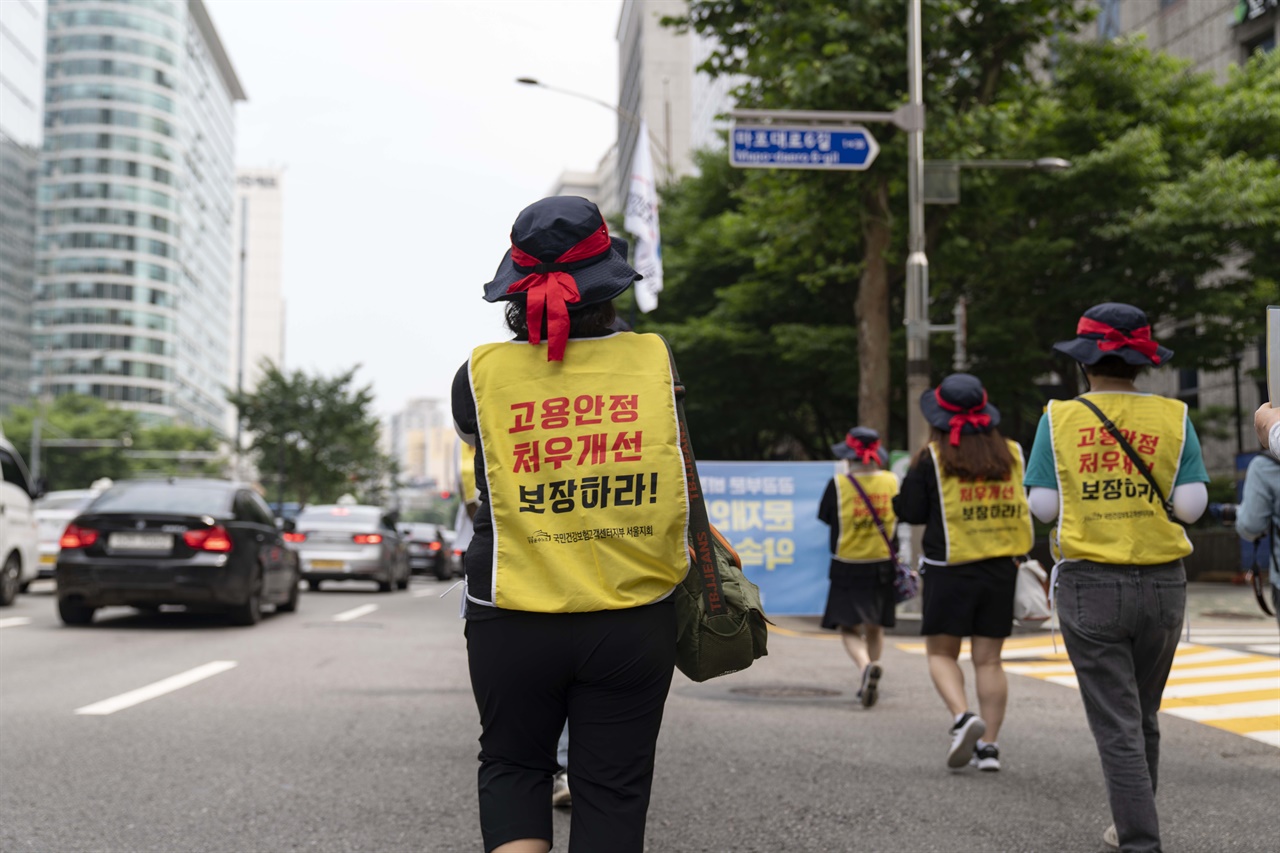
left=821, top=559, right=896, bottom=630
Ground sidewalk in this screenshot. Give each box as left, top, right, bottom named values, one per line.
left=769, top=581, right=1276, bottom=637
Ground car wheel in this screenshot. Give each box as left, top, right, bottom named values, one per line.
left=278, top=575, right=300, bottom=613
left=228, top=571, right=263, bottom=626
left=307, top=579, right=321, bottom=592
left=396, top=571, right=409, bottom=591
left=58, top=598, right=96, bottom=625
left=434, top=559, right=451, bottom=582
left=0, top=553, right=20, bottom=606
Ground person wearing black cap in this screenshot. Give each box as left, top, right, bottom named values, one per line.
left=451, top=196, right=688, bottom=853
left=892, top=374, right=1033, bottom=773
left=817, top=427, right=898, bottom=707
left=1024, top=303, right=1208, bottom=853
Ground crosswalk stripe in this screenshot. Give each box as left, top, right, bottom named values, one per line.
left=1163, top=700, right=1280, bottom=722
left=1247, top=643, right=1280, bottom=655
left=1165, top=661, right=1280, bottom=681
left=895, top=639, right=1280, bottom=747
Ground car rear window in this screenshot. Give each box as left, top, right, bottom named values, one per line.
left=90, top=484, right=234, bottom=515
left=296, top=507, right=382, bottom=527
left=37, top=492, right=94, bottom=510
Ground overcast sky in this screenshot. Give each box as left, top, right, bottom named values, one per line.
left=207, top=0, right=623, bottom=418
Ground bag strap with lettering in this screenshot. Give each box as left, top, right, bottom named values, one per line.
left=845, top=472, right=899, bottom=562
left=1077, top=396, right=1176, bottom=521
left=661, top=338, right=726, bottom=616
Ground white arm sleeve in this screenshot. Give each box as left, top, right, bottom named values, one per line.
left=1171, top=482, right=1208, bottom=524
left=1028, top=487, right=1060, bottom=523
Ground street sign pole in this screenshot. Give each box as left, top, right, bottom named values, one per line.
left=905, top=0, right=930, bottom=458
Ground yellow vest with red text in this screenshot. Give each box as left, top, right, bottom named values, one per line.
left=1047, top=393, right=1191, bottom=565
left=929, top=440, right=1033, bottom=564
left=833, top=471, right=899, bottom=562
left=469, top=333, right=689, bottom=612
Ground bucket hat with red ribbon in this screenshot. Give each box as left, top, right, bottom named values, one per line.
left=1052, top=302, right=1173, bottom=367
left=920, top=373, right=1001, bottom=447
left=483, top=196, right=640, bottom=361
left=832, top=426, right=889, bottom=466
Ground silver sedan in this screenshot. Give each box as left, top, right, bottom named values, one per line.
left=288, top=505, right=409, bottom=593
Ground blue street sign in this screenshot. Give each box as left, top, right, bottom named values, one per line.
left=730, top=124, right=880, bottom=171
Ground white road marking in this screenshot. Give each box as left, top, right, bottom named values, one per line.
left=74, top=660, right=238, bottom=716
left=332, top=604, right=378, bottom=622
left=0, top=617, right=31, bottom=629
left=411, top=589, right=436, bottom=598
left=1165, top=661, right=1280, bottom=680
left=1246, top=730, right=1280, bottom=747
left=1164, top=700, right=1280, bottom=722
left=1160, top=677, right=1280, bottom=699
left=1247, top=644, right=1280, bottom=656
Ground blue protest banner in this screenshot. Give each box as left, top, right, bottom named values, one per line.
left=697, top=460, right=839, bottom=616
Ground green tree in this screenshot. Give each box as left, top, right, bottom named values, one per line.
left=651, top=9, right=1280, bottom=459
left=227, top=361, right=391, bottom=507
left=0, top=395, right=223, bottom=490
left=663, top=0, right=1093, bottom=445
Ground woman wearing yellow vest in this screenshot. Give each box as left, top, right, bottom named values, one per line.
left=1025, top=303, right=1208, bottom=853
left=892, top=373, right=1033, bottom=773
left=451, top=196, right=688, bottom=853
left=818, top=426, right=897, bottom=707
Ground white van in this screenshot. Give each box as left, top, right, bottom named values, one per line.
left=0, top=435, right=39, bottom=605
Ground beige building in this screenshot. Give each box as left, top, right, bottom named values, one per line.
left=388, top=398, right=456, bottom=490
left=228, top=168, right=284, bottom=425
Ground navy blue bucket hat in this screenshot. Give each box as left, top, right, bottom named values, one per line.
left=833, top=426, right=888, bottom=465
left=483, top=196, right=640, bottom=361
left=1052, top=302, right=1172, bottom=367
left=920, top=373, right=1001, bottom=447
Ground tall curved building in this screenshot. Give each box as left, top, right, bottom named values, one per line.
left=35, top=0, right=244, bottom=431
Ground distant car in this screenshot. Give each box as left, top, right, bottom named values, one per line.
left=399, top=522, right=448, bottom=579
left=439, top=527, right=463, bottom=579
left=289, top=504, right=409, bottom=592
left=54, top=478, right=301, bottom=626
left=0, top=436, right=39, bottom=605
left=34, top=489, right=100, bottom=583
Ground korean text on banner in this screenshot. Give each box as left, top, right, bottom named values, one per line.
left=624, top=118, right=663, bottom=314
left=696, top=460, right=838, bottom=616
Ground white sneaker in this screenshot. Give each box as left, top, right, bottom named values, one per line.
left=946, top=712, right=986, bottom=768
left=551, top=770, right=571, bottom=809
left=859, top=663, right=883, bottom=708
left=969, top=743, right=1000, bottom=771
left=1102, top=824, right=1119, bottom=850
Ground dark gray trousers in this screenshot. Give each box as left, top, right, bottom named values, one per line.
left=1056, top=561, right=1186, bottom=853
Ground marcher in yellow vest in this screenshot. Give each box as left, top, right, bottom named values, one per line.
left=892, top=373, right=1032, bottom=773
left=818, top=426, right=898, bottom=708
left=451, top=196, right=687, bottom=853
left=1025, top=303, right=1208, bottom=853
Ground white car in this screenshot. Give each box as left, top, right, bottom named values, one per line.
left=34, top=489, right=102, bottom=583
left=0, top=436, right=39, bottom=605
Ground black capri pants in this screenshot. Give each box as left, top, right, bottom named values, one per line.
left=466, top=597, right=677, bottom=853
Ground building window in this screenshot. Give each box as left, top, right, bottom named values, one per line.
left=1098, top=0, right=1121, bottom=39
left=1178, top=368, right=1200, bottom=410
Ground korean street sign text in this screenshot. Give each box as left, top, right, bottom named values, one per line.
left=730, top=124, right=880, bottom=171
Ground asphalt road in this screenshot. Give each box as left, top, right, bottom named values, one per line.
left=1, top=578, right=1276, bottom=853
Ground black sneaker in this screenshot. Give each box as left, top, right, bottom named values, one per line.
left=947, top=712, right=987, bottom=768
left=970, top=743, right=1000, bottom=771
left=859, top=663, right=883, bottom=708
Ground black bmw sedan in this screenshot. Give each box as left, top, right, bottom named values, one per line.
left=55, top=478, right=300, bottom=627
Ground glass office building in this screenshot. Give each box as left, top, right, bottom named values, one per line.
left=35, top=0, right=244, bottom=431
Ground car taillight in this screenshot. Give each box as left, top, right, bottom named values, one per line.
left=183, top=526, right=233, bottom=552
left=352, top=533, right=382, bottom=544
left=428, top=541, right=442, bottom=551
left=59, top=524, right=99, bottom=549
left=452, top=549, right=464, bottom=557
left=283, top=532, right=306, bottom=543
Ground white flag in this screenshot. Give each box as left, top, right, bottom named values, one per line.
left=624, top=119, right=663, bottom=313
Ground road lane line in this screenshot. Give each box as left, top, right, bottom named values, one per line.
left=74, top=661, right=238, bottom=716
left=332, top=604, right=378, bottom=622
left=0, top=617, right=31, bottom=629
left=411, top=589, right=437, bottom=598
left=1163, top=700, right=1280, bottom=722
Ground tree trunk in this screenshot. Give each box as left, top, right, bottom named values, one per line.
left=856, top=180, right=893, bottom=438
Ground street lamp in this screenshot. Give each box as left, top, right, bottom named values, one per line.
left=923, top=157, right=1073, bottom=205
left=515, top=76, right=672, bottom=185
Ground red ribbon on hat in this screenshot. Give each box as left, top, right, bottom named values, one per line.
left=846, top=434, right=882, bottom=466
left=1077, top=317, right=1162, bottom=364
left=507, top=223, right=611, bottom=361
left=934, top=388, right=992, bottom=447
